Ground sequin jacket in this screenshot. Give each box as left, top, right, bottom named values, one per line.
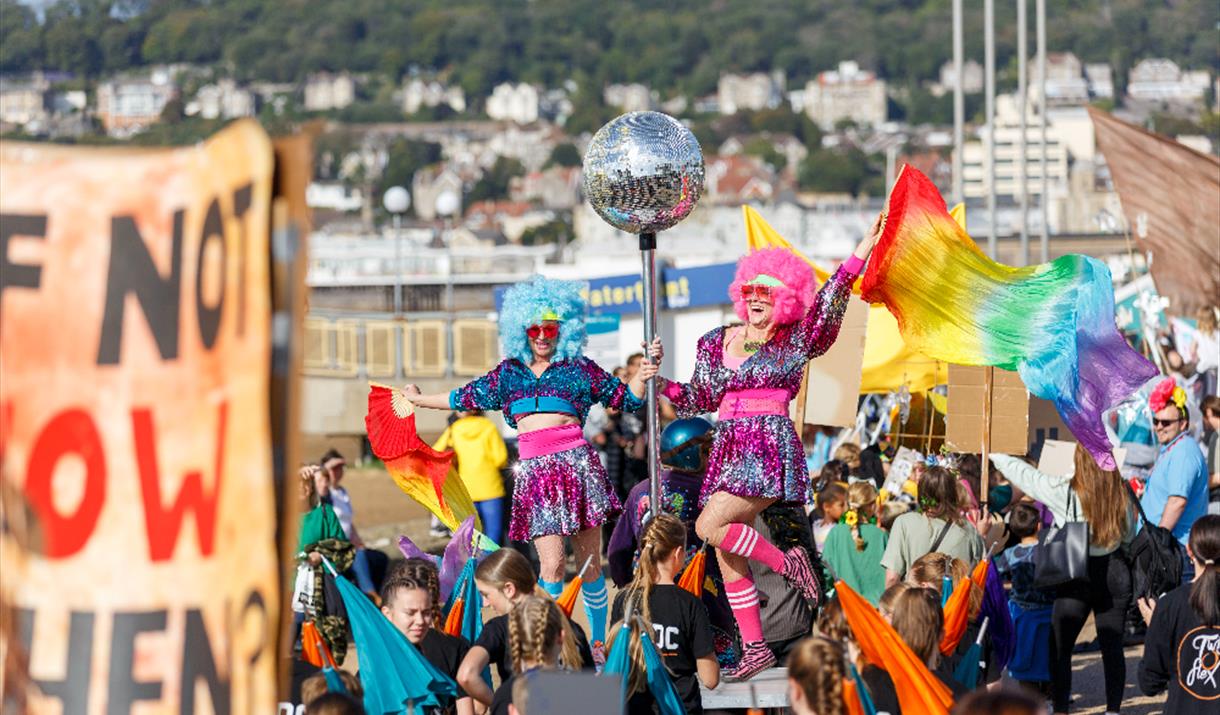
left=450, top=356, right=643, bottom=430
left=666, top=265, right=857, bottom=413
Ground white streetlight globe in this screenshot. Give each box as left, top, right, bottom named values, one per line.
left=383, top=186, right=411, bottom=214
left=435, top=190, right=459, bottom=218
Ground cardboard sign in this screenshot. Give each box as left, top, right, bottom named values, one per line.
left=0, top=121, right=280, bottom=713
left=1036, top=439, right=1128, bottom=477
left=945, top=365, right=1029, bottom=455
left=794, top=295, right=869, bottom=428
left=882, top=446, right=923, bottom=495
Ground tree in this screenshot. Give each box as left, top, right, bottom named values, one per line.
left=798, top=146, right=880, bottom=196
left=466, top=156, right=527, bottom=204
left=519, top=217, right=571, bottom=246
left=375, top=138, right=443, bottom=211
left=544, top=143, right=582, bottom=168
left=0, top=0, right=42, bottom=72
left=742, top=136, right=786, bottom=172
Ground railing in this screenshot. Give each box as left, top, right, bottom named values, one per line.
left=306, top=237, right=557, bottom=287
left=303, top=312, right=499, bottom=379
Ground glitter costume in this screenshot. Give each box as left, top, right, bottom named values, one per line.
left=663, top=263, right=859, bottom=505
left=449, top=356, right=643, bottom=541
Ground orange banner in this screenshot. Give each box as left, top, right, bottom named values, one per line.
left=0, top=120, right=279, bottom=713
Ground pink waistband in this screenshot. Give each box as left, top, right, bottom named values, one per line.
left=517, top=423, right=587, bottom=460
left=718, top=389, right=791, bottom=421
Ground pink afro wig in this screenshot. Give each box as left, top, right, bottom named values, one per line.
left=728, top=248, right=816, bottom=325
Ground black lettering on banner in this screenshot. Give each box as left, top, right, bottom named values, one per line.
left=240, top=590, right=269, bottom=715
left=181, top=609, right=231, bottom=715
left=97, top=213, right=184, bottom=364
left=195, top=199, right=226, bottom=349
left=107, top=611, right=167, bottom=713
left=17, top=608, right=94, bottom=715
left=0, top=214, right=46, bottom=293
left=230, top=183, right=252, bottom=336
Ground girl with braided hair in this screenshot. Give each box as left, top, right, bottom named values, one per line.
left=658, top=216, right=884, bottom=680
left=457, top=548, right=593, bottom=707
left=609, top=513, right=720, bottom=714
left=379, top=560, right=473, bottom=715
left=786, top=637, right=848, bottom=715
left=822, top=481, right=888, bottom=604
left=405, top=276, right=662, bottom=660
left=489, top=597, right=568, bottom=715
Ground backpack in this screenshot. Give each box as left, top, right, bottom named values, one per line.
left=1123, top=482, right=1184, bottom=598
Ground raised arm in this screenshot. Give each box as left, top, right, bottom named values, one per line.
left=794, top=214, right=881, bottom=359
left=990, top=454, right=1072, bottom=518
left=416, top=360, right=509, bottom=414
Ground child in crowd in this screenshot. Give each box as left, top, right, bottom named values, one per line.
left=822, top=482, right=888, bottom=604
left=993, top=503, right=1054, bottom=695
left=877, top=581, right=911, bottom=622
left=906, top=553, right=999, bottom=688
left=879, top=500, right=912, bottom=533
left=862, top=587, right=971, bottom=712
left=610, top=513, right=720, bottom=714
left=811, top=482, right=848, bottom=554
left=786, top=637, right=848, bottom=715
left=305, top=692, right=364, bottom=715
left=300, top=670, right=362, bottom=710
left=457, top=548, right=592, bottom=707
left=379, top=560, right=473, bottom=715
left=489, top=597, right=567, bottom=715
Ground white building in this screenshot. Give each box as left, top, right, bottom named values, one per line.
left=961, top=94, right=1069, bottom=202
left=485, top=83, right=540, bottom=124
left=403, top=77, right=466, bottom=115
left=306, top=182, right=364, bottom=213
left=188, top=78, right=256, bottom=120
left=1032, top=52, right=1090, bottom=107
left=717, top=71, right=785, bottom=115
left=603, top=83, right=656, bottom=113
left=803, top=61, right=887, bottom=130
left=1084, top=63, right=1113, bottom=100
left=936, top=59, right=983, bottom=95
left=1127, top=59, right=1210, bottom=104
left=96, top=69, right=177, bottom=136
left=303, top=72, right=356, bottom=112
left=0, top=75, right=49, bottom=127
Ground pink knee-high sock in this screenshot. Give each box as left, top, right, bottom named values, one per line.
left=720, top=523, right=784, bottom=572
left=724, top=576, right=765, bottom=644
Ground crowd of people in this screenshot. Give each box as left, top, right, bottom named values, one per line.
left=290, top=222, right=1220, bottom=714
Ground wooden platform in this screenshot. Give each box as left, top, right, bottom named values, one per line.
left=700, top=667, right=790, bottom=710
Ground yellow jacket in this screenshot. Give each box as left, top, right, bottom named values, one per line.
left=432, top=415, right=508, bottom=501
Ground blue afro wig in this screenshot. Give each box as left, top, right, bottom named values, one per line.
left=499, top=275, right=588, bottom=364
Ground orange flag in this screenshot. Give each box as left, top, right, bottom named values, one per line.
left=940, top=577, right=972, bottom=656
left=970, top=557, right=989, bottom=590
left=842, top=676, right=866, bottom=715
left=366, top=384, right=479, bottom=530
left=301, top=620, right=336, bottom=669
left=443, top=598, right=465, bottom=637
left=836, top=580, right=954, bottom=715
left=678, top=548, right=707, bottom=598
left=556, top=574, right=582, bottom=618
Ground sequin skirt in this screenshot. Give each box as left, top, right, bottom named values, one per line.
left=700, top=414, right=808, bottom=506
left=509, top=443, right=622, bottom=540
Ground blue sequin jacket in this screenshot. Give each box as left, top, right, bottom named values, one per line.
left=449, top=357, right=643, bottom=430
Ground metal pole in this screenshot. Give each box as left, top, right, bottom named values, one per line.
left=985, top=0, right=997, bottom=258
left=1017, top=0, right=1029, bottom=265
left=952, top=0, right=964, bottom=206
left=1037, top=0, right=1049, bottom=262
left=639, top=231, right=662, bottom=522
left=392, top=212, right=402, bottom=315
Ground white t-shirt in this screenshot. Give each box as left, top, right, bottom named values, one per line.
left=330, top=486, right=355, bottom=539
left=1195, top=330, right=1219, bottom=375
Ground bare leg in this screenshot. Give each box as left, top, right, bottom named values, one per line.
left=570, top=527, right=602, bottom=580
left=696, top=491, right=775, bottom=582
left=571, top=526, right=610, bottom=647
left=534, top=534, right=565, bottom=584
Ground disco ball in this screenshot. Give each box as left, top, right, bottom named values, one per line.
left=583, top=111, right=704, bottom=234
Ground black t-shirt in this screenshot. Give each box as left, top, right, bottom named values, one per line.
left=475, top=613, right=594, bottom=680
left=611, top=584, right=715, bottom=714
left=489, top=673, right=518, bottom=715
left=415, top=629, right=471, bottom=715
left=1138, top=582, right=1220, bottom=714
left=862, top=663, right=969, bottom=714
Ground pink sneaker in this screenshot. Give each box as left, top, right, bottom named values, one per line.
left=723, top=640, right=776, bottom=682
left=592, top=640, right=607, bottom=672
left=781, top=547, right=821, bottom=604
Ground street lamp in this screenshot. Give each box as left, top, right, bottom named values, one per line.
left=383, top=186, right=410, bottom=315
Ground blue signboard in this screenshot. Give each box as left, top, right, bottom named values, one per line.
left=493, top=262, right=737, bottom=316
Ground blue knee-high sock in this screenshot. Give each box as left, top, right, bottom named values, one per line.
left=581, top=574, right=609, bottom=645
left=539, top=579, right=563, bottom=598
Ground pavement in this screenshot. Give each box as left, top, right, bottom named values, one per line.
left=342, top=465, right=1170, bottom=713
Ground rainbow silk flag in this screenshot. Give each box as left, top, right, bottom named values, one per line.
left=860, top=167, right=1157, bottom=468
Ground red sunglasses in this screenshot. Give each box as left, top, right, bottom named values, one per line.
left=526, top=324, right=560, bottom=340
left=740, top=284, right=774, bottom=301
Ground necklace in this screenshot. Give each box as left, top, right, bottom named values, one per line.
left=743, top=340, right=764, bottom=353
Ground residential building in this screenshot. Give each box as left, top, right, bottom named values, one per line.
left=487, top=124, right=565, bottom=172
left=509, top=166, right=582, bottom=210
left=717, top=71, right=785, bottom=115
left=803, top=61, right=887, bottom=130
left=960, top=94, right=1069, bottom=202
left=1084, top=63, right=1114, bottom=100
left=1032, top=52, right=1090, bottom=107
left=96, top=70, right=177, bottom=136
left=306, top=182, right=364, bottom=213
left=603, top=83, right=656, bottom=113
left=0, top=75, right=49, bottom=127
left=936, top=59, right=984, bottom=95
left=412, top=165, right=464, bottom=220
left=486, top=82, right=540, bottom=124
left=303, top=72, right=356, bottom=112
left=703, top=154, right=778, bottom=205
left=403, top=77, right=466, bottom=115
left=1127, top=59, right=1210, bottom=104
left=719, top=133, right=808, bottom=174
left=188, top=78, right=256, bottom=120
